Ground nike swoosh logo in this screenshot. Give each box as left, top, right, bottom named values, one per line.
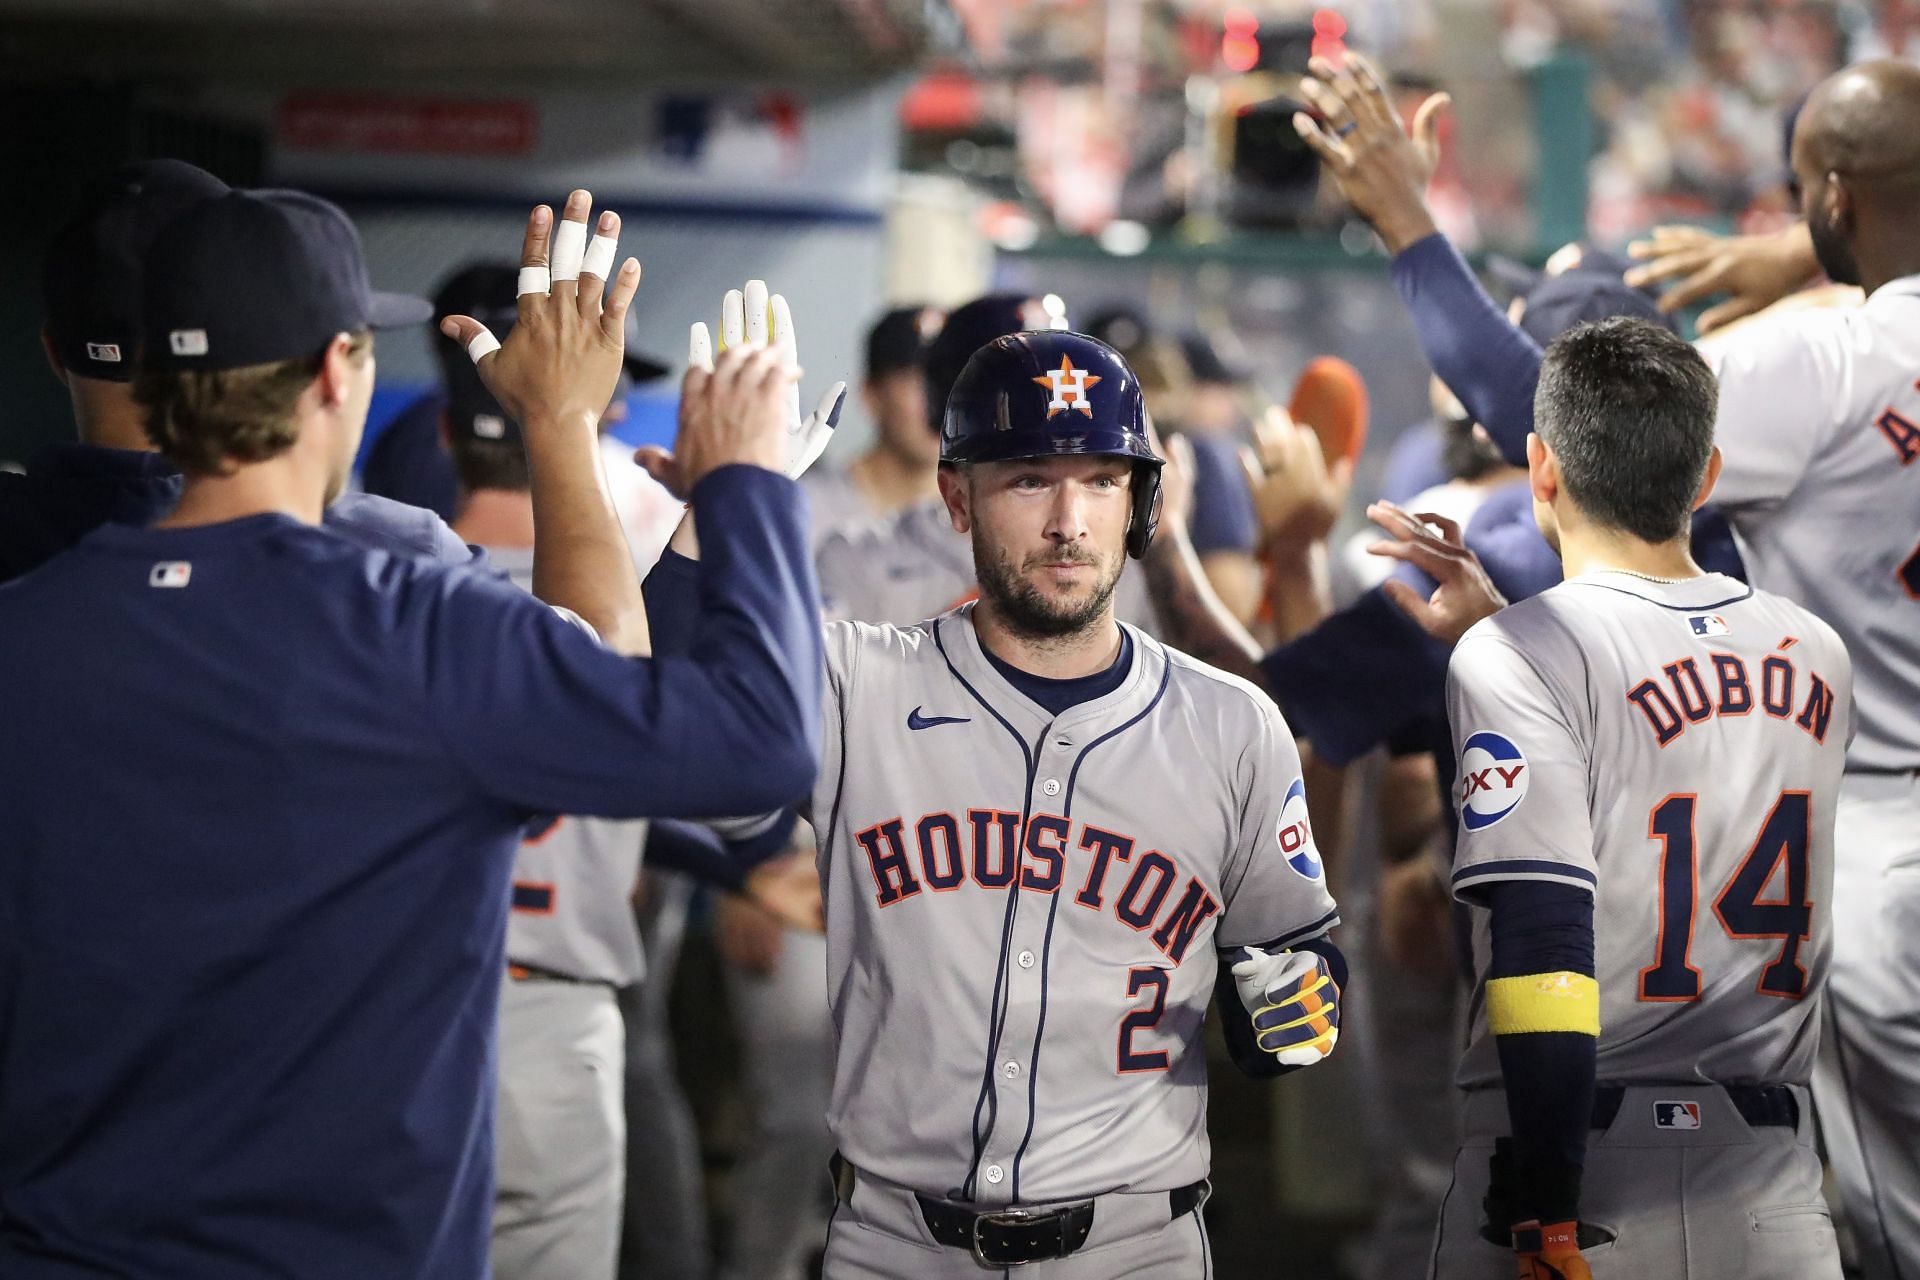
left=907, top=707, right=971, bottom=731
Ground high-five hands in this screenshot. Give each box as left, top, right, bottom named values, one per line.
left=636, top=281, right=847, bottom=499
left=1292, top=54, right=1451, bottom=255
left=440, top=189, right=640, bottom=432
left=1366, top=501, right=1507, bottom=646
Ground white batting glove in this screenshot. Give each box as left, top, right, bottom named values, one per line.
left=1230, top=946, right=1341, bottom=1067
left=688, top=280, right=847, bottom=481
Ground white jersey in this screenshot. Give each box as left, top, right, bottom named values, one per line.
left=491, top=545, right=647, bottom=986
left=1701, top=275, right=1920, bottom=771
left=1447, top=572, right=1852, bottom=1088
left=816, top=495, right=1166, bottom=634
left=811, top=607, right=1338, bottom=1203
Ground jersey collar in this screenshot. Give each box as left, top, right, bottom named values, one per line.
left=939, top=602, right=1166, bottom=741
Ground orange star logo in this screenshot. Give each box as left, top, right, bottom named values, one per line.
left=1032, top=355, right=1102, bottom=418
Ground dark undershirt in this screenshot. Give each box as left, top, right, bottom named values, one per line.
left=981, top=627, right=1135, bottom=717
left=1485, top=878, right=1597, bottom=1227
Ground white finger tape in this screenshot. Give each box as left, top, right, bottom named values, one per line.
left=466, top=329, right=502, bottom=364
left=550, top=219, right=587, bottom=281
left=581, top=233, right=617, bottom=281
left=517, top=266, right=550, bottom=297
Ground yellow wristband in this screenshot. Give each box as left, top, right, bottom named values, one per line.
left=1486, top=972, right=1600, bottom=1036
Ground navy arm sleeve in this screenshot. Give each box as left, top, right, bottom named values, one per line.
left=645, top=812, right=799, bottom=892
left=642, top=547, right=702, bottom=657
left=1215, top=934, right=1347, bottom=1079
left=1258, top=588, right=1451, bottom=766
left=1487, top=879, right=1596, bottom=1227
left=1389, top=233, right=1543, bottom=467
left=418, top=465, right=824, bottom=821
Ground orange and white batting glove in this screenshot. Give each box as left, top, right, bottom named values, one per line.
left=1512, top=1220, right=1592, bottom=1280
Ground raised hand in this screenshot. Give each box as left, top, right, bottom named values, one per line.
left=1242, top=407, right=1353, bottom=552
left=1366, top=500, right=1507, bottom=646
left=1624, top=223, right=1822, bottom=334
left=1293, top=53, right=1451, bottom=254
left=439, top=189, right=641, bottom=433
left=637, top=281, right=847, bottom=499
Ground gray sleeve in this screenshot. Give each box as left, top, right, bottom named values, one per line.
left=1445, top=628, right=1597, bottom=902
left=1698, top=309, right=1851, bottom=508
left=1214, top=698, right=1341, bottom=949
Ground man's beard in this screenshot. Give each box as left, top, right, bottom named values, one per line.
left=1808, top=194, right=1862, bottom=287
left=972, top=533, right=1123, bottom=640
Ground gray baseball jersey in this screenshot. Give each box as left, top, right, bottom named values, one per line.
left=816, top=495, right=1166, bottom=634
left=808, top=606, right=1339, bottom=1204
left=799, top=464, right=881, bottom=553
left=1699, top=276, right=1920, bottom=772
left=491, top=546, right=647, bottom=987
left=1446, top=571, right=1853, bottom=1089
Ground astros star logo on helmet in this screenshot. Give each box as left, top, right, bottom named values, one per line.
left=1033, top=355, right=1102, bottom=419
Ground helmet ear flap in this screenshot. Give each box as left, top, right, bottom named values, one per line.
left=1127, top=461, right=1163, bottom=559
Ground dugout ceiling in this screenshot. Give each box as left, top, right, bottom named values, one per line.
left=0, top=0, right=958, bottom=83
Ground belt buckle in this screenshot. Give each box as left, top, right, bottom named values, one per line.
left=971, top=1207, right=1038, bottom=1268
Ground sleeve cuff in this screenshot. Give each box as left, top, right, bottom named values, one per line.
left=1453, top=858, right=1596, bottom=903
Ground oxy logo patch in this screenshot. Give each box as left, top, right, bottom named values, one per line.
left=1278, top=778, right=1321, bottom=879
left=1460, top=731, right=1529, bottom=831
left=1654, top=1100, right=1702, bottom=1130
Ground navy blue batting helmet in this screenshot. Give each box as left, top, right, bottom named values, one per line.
left=940, top=330, right=1164, bottom=558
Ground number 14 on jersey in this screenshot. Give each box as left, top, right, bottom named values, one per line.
left=1641, top=791, right=1813, bottom=1002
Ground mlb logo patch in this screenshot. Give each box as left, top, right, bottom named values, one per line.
left=1689, top=614, right=1730, bottom=637
left=1654, top=1100, right=1702, bottom=1130
left=169, top=329, right=209, bottom=357
left=85, top=341, right=124, bottom=363
left=148, top=561, right=192, bottom=589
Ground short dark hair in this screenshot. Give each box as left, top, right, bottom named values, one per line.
left=1534, top=317, right=1718, bottom=543
left=449, top=434, right=530, bottom=494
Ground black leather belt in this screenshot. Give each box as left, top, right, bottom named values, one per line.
left=830, top=1154, right=1206, bottom=1268
left=1590, top=1083, right=1798, bottom=1130
left=915, top=1180, right=1208, bottom=1268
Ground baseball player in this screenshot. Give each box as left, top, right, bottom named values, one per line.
left=1438, top=319, right=1852, bottom=1280
left=0, top=188, right=822, bottom=1279
left=437, top=322, right=819, bottom=1280
left=1, top=159, right=478, bottom=583
left=814, top=294, right=1165, bottom=638
left=706, top=302, right=942, bottom=1280
left=642, top=315, right=1346, bottom=1276
left=798, top=304, right=946, bottom=544
left=1295, top=53, right=1920, bottom=1276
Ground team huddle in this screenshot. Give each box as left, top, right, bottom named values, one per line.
left=0, top=45, right=1917, bottom=1280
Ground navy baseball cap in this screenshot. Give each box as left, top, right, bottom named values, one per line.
left=923, top=293, right=1068, bottom=428
left=865, top=305, right=941, bottom=380
left=442, top=326, right=520, bottom=450
left=42, top=159, right=231, bottom=382
left=1518, top=270, right=1677, bottom=347
left=430, top=260, right=671, bottom=384
left=142, top=189, right=432, bottom=373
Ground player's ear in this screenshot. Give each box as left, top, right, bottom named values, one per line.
left=937, top=463, right=972, bottom=534
left=1694, top=445, right=1724, bottom=511
left=317, top=331, right=358, bottom=408
left=41, top=326, right=69, bottom=386
left=1525, top=432, right=1557, bottom=504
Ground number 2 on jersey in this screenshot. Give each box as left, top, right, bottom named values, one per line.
left=1117, top=967, right=1171, bottom=1072
left=1640, top=791, right=1813, bottom=1001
